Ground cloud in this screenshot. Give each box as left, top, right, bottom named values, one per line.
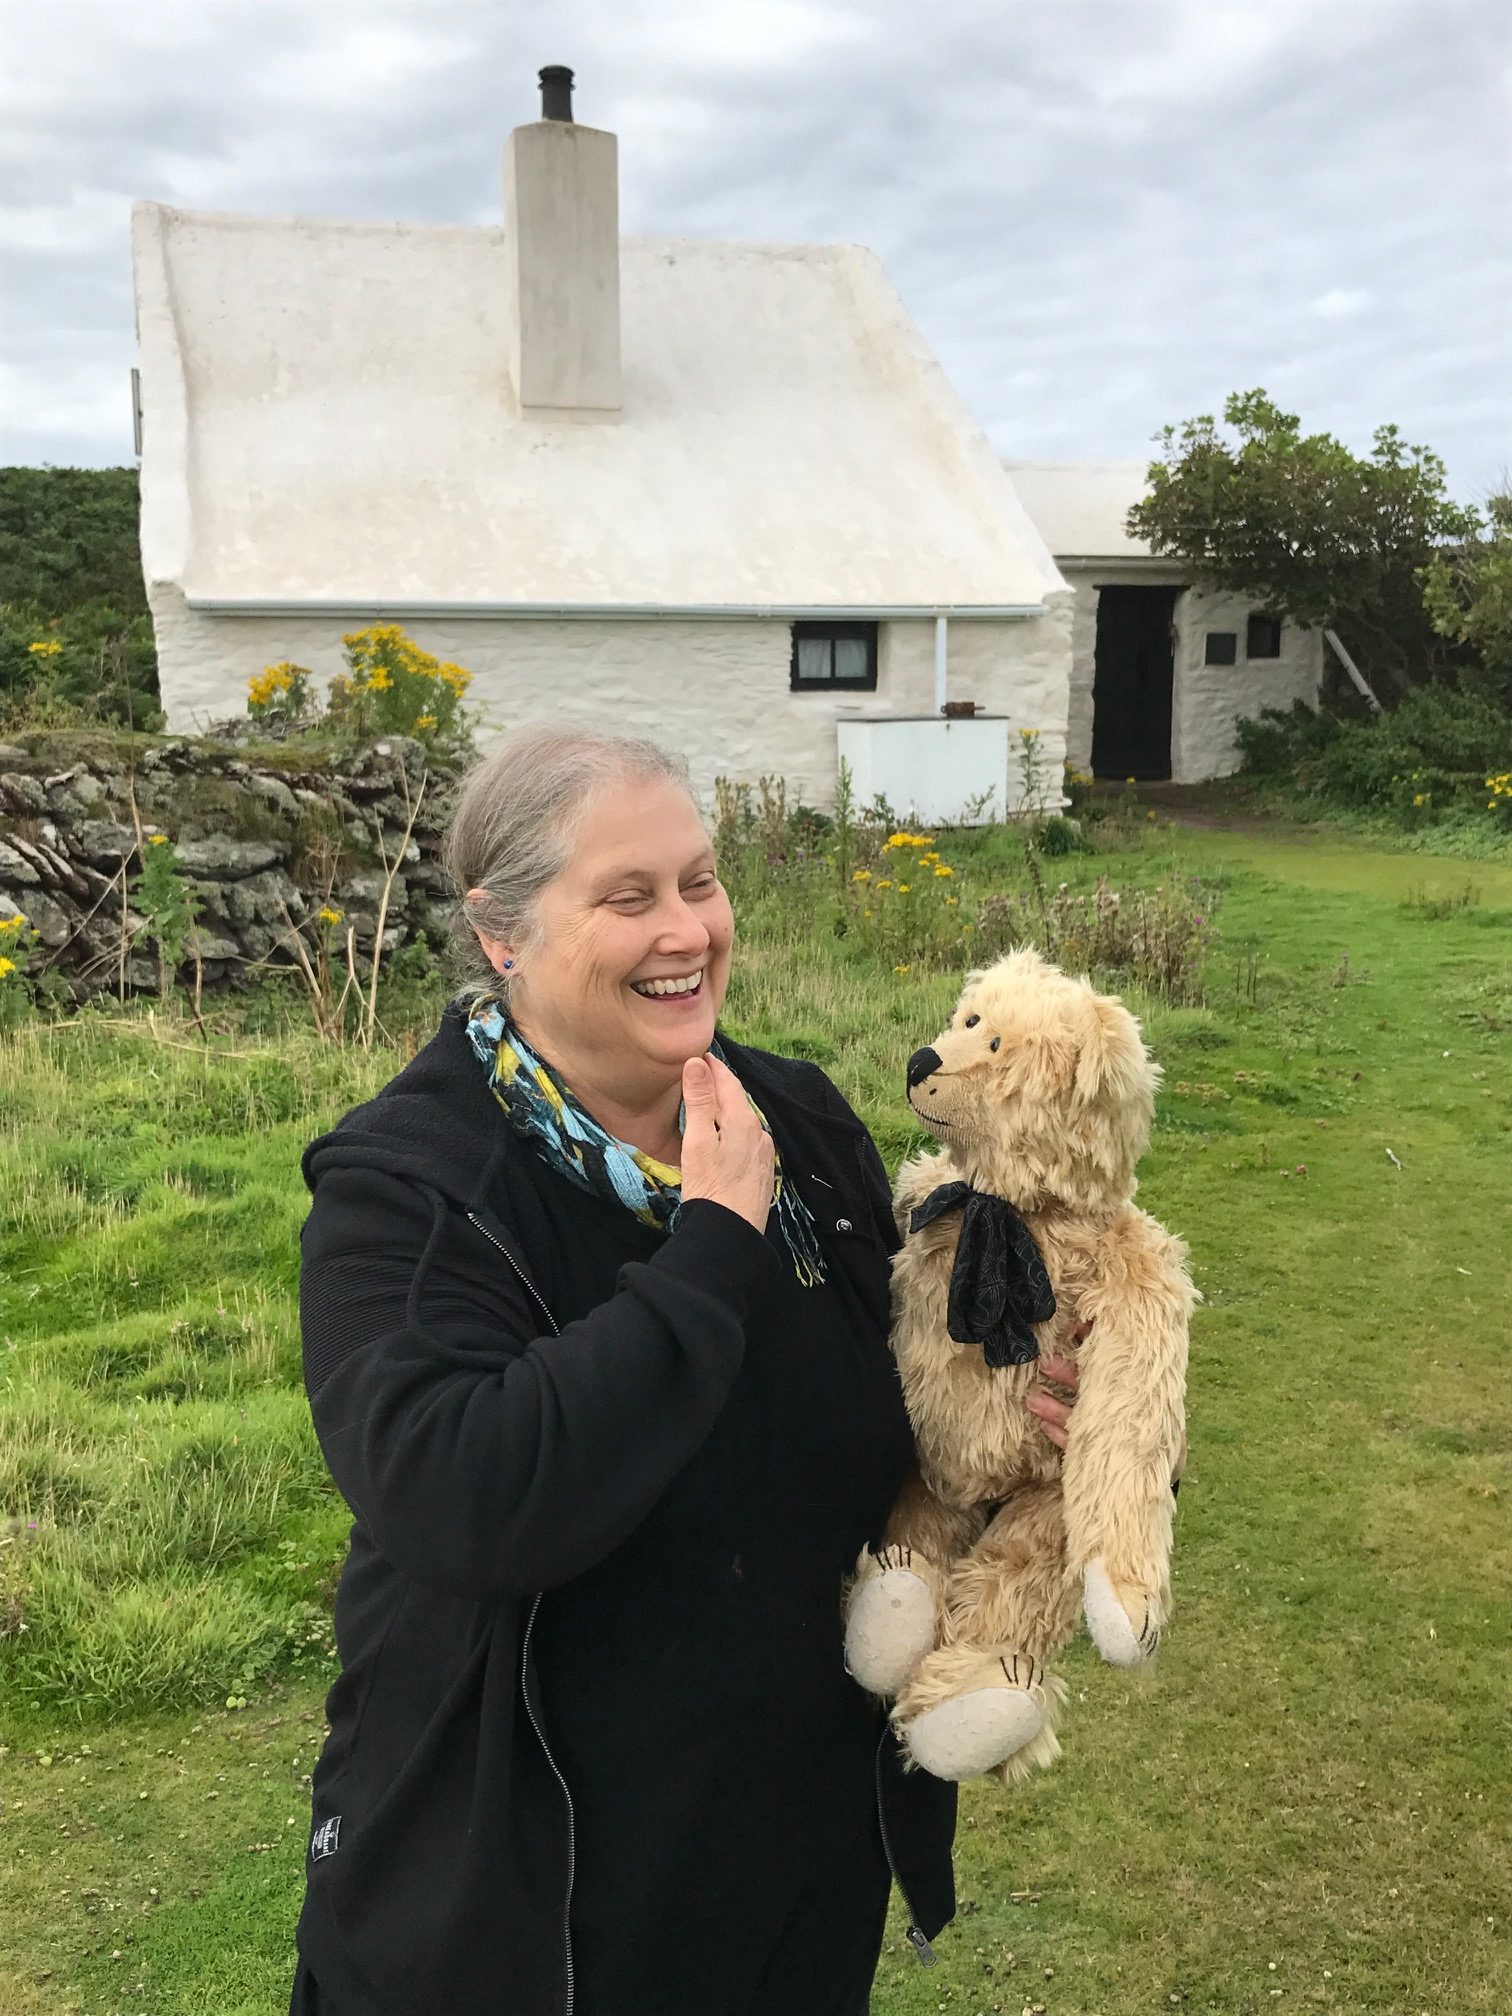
left=1, top=0, right=1507, bottom=500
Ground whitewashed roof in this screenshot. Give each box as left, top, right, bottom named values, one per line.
left=133, top=204, right=1065, bottom=612
left=1003, top=459, right=1155, bottom=562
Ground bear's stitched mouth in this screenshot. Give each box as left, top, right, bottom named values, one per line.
left=907, top=1093, right=954, bottom=1128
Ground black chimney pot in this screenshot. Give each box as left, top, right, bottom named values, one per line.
left=539, top=65, right=574, bottom=121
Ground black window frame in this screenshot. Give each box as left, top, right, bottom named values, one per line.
left=1246, top=612, right=1283, bottom=659
left=789, top=621, right=879, bottom=692
left=1204, top=630, right=1238, bottom=667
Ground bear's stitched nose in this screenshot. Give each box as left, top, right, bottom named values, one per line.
left=907, top=1046, right=941, bottom=1091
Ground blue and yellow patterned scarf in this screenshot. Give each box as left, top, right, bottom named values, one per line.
left=465, top=1000, right=827, bottom=1288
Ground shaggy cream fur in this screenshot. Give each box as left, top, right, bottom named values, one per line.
left=844, top=948, right=1194, bottom=1786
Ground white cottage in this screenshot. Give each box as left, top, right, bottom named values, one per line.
left=1005, top=460, right=1323, bottom=782
left=132, top=67, right=1072, bottom=822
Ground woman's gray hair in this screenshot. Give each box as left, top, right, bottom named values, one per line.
left=442, top=724, right=695, bottom=1003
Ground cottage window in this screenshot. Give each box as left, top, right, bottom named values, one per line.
left=1247, top=613, right=1283, bottom=659
left=790, top=621, right=878, bottom=691
left=1204, top=631, right=1238, bottom=666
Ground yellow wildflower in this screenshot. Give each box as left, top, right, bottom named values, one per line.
left=893, top=964, right=911, bottom=975
left=317, top=905, right=344, bottom=927
left=1146, top=809, right=1158, bottom=822
left=148, top=833, right=170, bottom=846
left=366, top=667, right=393, bottom=692
left=944, top=895, right=959, bottom=906
left=0, top=955, right=15, bottom=979
left=415, top=713, right=438, bottom=732
left=933, top=864, right=953, bottom=878
left=897, top=883, right=911, bottom=895
left=875, top=878, right=893, bottom=890
left=0, top=914, right=24, bottom=935
left=28, top=639, right=63, bottom=658
left=851, top=868, right=872, bottom=882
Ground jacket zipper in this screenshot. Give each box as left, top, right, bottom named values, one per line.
left=874, top=1724, right=937, bottom=1966
left=466, top=1210, right=577, bottom=2016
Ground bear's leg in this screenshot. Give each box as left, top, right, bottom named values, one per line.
left=844, top=1472, right=985, bottom=1701
left=894, top=1481, right=1079, bottom=1784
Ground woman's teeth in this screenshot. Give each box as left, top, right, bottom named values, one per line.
left=631, top=971, right=703, bottom=998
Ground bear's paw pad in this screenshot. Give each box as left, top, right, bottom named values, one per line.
left=845, top=1568, right=938, bottom=1698
left=1082, top=1558, right=1158, bottom=1667
left=905, top=1679, right=1045, bottom=1781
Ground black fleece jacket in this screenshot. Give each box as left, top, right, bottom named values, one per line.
left=292, top=1011, right=955, bottom=2015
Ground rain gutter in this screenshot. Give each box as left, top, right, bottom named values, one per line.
left=184, top=599, right=1047, bottom=622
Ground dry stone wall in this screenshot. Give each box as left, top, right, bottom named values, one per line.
left=0, top=730, right=457, bottom=998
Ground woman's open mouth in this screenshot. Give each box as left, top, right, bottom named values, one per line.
left=629, top=967, right=705, bottom=1003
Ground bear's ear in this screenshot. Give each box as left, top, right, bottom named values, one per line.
left=1072, top=993, right=1151, bottom=1109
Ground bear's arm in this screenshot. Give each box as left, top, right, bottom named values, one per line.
left=891, top=1146, right=956, bottom=1242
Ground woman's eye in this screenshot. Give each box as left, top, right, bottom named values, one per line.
left=964, top=1013, right=980, bottom=1028
left=685, top=874, right=718, bottom=896
left=990, top=1036, right=1001, bottom=1052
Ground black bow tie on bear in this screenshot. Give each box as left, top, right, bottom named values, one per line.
left=907, top=1181, right=1057, bottom=1368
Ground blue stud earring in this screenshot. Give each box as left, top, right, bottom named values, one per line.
left=502, top=959, right=514, bottom=970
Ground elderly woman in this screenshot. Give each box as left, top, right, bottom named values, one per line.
left=290, top=725, right=1037, bottom=2016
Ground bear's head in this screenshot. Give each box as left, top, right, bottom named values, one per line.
left=905, top=947, right=1159, bottom=1213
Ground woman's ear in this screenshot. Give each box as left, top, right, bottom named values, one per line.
left=465, top=889, right=514, bottom=975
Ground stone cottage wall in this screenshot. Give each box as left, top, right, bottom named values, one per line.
left=0, top=731, right=456, bottom=999
left=145, top=592, right=1072, bottom=810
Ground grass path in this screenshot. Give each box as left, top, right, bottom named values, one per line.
left=3, top=822, right=1509, bottom=2013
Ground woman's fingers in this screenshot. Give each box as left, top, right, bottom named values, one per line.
left=680, top=1054, right=775, bottom=1234
left=1024, top=1388, right=1072, bottom=1448
left=681, top=1055, right=717, bottom=1137
left=1028, top=1347, right=1080, bottom=1448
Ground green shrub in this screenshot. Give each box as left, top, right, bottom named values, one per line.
left=0, top=466, right=161, bottom=727
left=1238, top=684, right=1512, bottom=831
left=1029, top=813, right=1089, bottom=856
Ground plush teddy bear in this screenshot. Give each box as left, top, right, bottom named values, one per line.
left=845, top=947, right=1194, bottom=1785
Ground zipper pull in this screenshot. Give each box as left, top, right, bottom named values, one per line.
left=905, top=1923, right=938, bottom=1967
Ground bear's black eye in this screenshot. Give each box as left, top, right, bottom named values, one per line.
left=989, top=1036, right=1001, bottom=1052
left=964, top=1014, right=980, bottom=1028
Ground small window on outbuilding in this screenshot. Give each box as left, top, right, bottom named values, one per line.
left=790, top=621, right=878, bottom=691
left=1204, top=631, right=1238, bottom=667
left=1247, top=613, right=1283, bottom=659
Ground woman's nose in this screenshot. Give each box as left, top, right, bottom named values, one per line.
left=659, top=899, right=711, bottom=949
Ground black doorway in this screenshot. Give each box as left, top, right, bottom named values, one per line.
left=1090, top=585, right=1179, bottom=780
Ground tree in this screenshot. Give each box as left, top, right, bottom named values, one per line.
left=1126, top=391, right=1478, bottom=698
left=1422, top=493, right=1512, bottom=701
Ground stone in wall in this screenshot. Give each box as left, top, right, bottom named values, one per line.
left=0, top=729, right=458, bottom=1001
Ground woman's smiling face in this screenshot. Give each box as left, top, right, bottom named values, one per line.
left=479, top=776, right=734, bottom=1102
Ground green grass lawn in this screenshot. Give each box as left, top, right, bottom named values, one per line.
left=3, top=814, right=1510, bottom=2014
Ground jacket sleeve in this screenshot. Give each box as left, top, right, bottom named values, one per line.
left=300, top=1165, right=780, bottom=1600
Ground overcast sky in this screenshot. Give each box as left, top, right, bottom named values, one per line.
left=2, top=0, right=1508, bottom=502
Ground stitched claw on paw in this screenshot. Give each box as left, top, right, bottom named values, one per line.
left=871, top=1544, right=915, bottom=1573
left=999, top=1651, right=1044, bottom=1693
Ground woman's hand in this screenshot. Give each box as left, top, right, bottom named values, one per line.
left=680, top=1054, right=776, bottom=1236
left=1025, top=1325, right=1188, bottom=1482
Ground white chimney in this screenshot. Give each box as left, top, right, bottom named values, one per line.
left=503, top=65, right=622, bottom=417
